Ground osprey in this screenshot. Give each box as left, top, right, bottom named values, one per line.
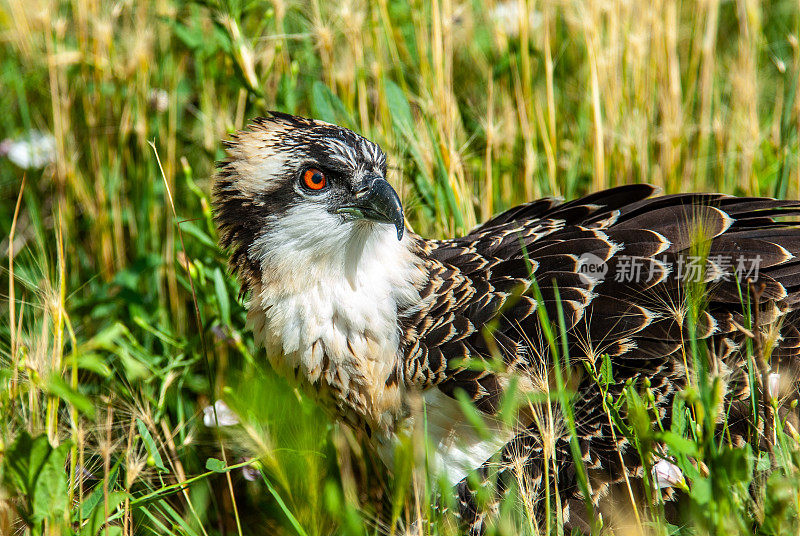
left=213, top=112, right=800, bottom=533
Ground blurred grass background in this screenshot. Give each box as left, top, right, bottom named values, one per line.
left=1, top=0, right=800, bottom=535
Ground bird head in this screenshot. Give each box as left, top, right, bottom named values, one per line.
left=213, top=112, right=406, bottom=292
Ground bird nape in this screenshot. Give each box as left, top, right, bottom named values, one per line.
left=213, top=112, right=800, bottom=534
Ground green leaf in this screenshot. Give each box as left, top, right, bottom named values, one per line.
left=170, top=21, right=203, bottom=50
left=411, top=172, right=436, bottom=215
left=599, top=353, right=613, bottom=388
left=2, top=432, right=72, bottom=523
left=131, top=316, right=183, bottom=348
left=261, top=473, right=310, bottom=536
left=659, top=431, right=698, bottom=457
left=718, top=446, right=753, bottom=484
left=136, top=419, right=167, bottom=473
left=312, top=82, right=336, bottom=124
left=80, top=463, right=119, bottom=519
left=755, top=452, right=771, bottom=472
left=75, top=352, right=112, bottom=378
left=32, top=441, right=70, bottom=521
left=384, top=78, right=414, bottom=133
left=151, top=498, right=203, bottom=536
left=179, top=221, right=216, bottom=248
left=454, top=390, right=491, bottom=439
left=4, top=431, right=48, bottom=498
left=623, top=385, right=651, bottom=438
left=45, top=373, right=96, bottom=420
left=80, top=491, right=128, bottom=536
left=670, top=395, right=687, bottom=436
left=311, top=82, right=351, bottom=128
left=205, top=457, right=227, bottom=472
left=115, top=346, right=151, bottom=382
left=213, top=267, right=231, bottom=325
left=691, top=476, right=712, bottom=505
left=428, top=123, right=465, bottom=231
left=384, top=79, right=438, bottom=212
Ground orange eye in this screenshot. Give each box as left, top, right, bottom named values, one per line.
left=302, top=168, right=327, bottom=191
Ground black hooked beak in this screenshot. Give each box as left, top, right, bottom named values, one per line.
left=337, top=174, right=405, bottom=240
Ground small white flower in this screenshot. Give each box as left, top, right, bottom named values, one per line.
left=149, top=88, right=170, bottom=112
left=241, top=461, right=260, bottom=481
left=1, top=131, right=57, bottom=169
left=768, top=372, right=780, bottom=401
left=203, top=399, right=239, bottom=427
left=490, top=1, right=542, bottom=38
left=652, top=459, right=684, bottom=489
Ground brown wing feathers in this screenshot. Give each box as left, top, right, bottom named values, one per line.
left=402, top=186, right=800, bottom=530
left=407, top=187, right=800, bottom=392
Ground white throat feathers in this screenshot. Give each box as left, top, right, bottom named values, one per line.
left=247, top=203, right=424, bottom=431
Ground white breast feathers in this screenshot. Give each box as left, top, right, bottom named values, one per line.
left=246, top=203, right=424, bottom=430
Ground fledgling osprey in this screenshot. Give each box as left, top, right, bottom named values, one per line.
left=214, top=112, right=800, bottom=533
